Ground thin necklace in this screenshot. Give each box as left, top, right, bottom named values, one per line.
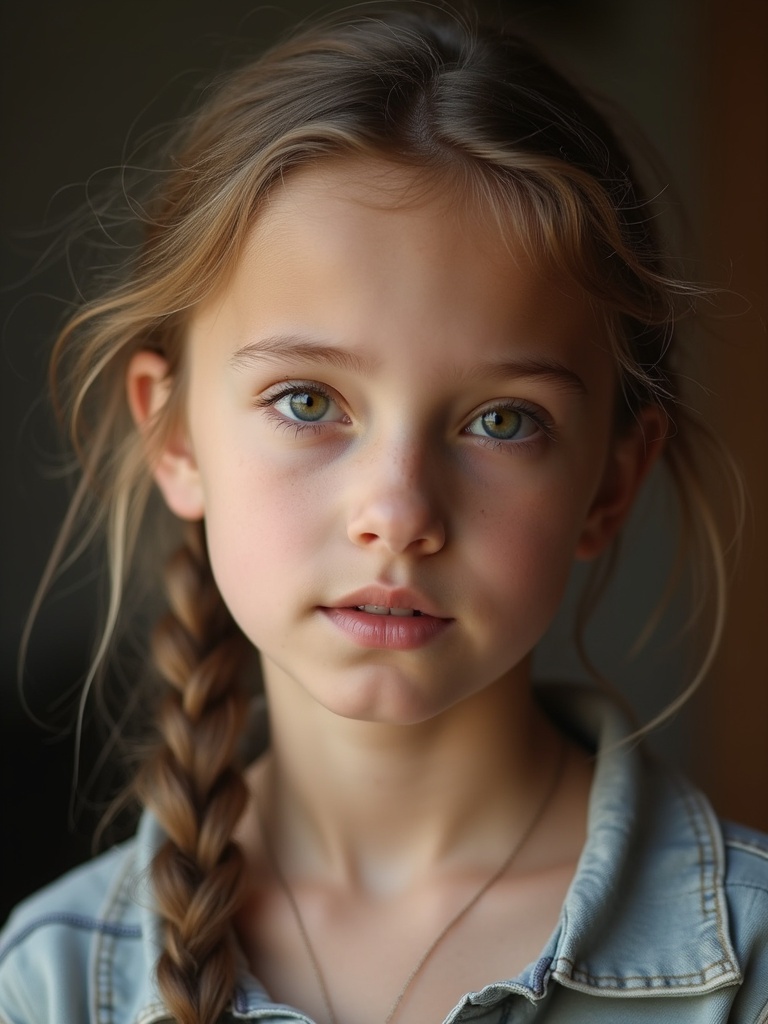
left=255, top=741, right=567, bottom=1024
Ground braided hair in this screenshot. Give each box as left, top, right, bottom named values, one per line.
left=42, top=9, right=735, bottom=1022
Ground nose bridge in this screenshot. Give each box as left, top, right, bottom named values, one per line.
left=346, top=421, right=446, bottom=555
left=386, top=428, right=429, bottom=489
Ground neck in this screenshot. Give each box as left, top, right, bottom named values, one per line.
left=238, top=662, right=564, bottom=893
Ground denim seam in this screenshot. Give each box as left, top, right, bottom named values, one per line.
left=552, top=954, right=736, bottom=986
left=95, top=924, right=116, bottom=1024
left=724, top=881, right=768, bottom=896
left=725, top=838, right=768, bottom=863
left=679, top=778, right=736, bottom=972
left=94, top=849, right=140, bottom=1024
left=695, top=787, right=740, bottom=972
left=0, top=913, right=141, bottom=965
left=134, top=1000, right=174, bottom=1024
left=679, top=781, right=715, bottom=921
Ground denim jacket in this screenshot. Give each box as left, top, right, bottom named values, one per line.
left=2, top=684, right=767, bottom=1024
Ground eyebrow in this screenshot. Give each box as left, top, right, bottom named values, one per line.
left=229, top=335, right=375, bottom=374
left=472, top=357, right=588, bottom=396
left=229, top=334, right=587, bottom=395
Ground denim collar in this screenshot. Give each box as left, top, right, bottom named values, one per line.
left=535, top=684, right=740, bottom=1001
left=122, top=683, right=741, bottom=1022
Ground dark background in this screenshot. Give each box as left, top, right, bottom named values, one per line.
left=2, top=0, right=766, bottom=922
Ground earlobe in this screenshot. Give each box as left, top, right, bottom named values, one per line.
left=575, top=406, right=667, bottom=561
left=126, top=350, right=205, bottom=522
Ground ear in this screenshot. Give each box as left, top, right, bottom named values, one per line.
left=575, top=406, right=667, bottom=561
left=126, top=350, right=205, bottom=521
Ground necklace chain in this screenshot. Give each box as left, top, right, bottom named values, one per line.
left=255, top=742, right=566, bottom=1024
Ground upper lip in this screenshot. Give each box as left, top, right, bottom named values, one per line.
left=324, top=586, right=448, bottom=619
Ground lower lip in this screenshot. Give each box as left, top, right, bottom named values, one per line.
left=321, top=608, right=452, bottom=650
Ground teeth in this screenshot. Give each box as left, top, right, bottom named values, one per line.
left=356, top=604, right=420, bottom=617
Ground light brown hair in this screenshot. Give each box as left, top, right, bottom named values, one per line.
left=39, top=9, right=738, bottom=1023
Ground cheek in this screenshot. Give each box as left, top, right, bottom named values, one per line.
left=199, top=459, right=326, bottom=630
left=468, top=484, right=590, bottom=621
left=482, top=514, right=576, bottom=589
left=471, top=469, right=591, bottom=558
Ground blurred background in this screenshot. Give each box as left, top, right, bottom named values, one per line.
left=1, top=0, right=766, bottom=921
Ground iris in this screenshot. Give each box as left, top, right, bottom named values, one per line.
left=287, top=390, right=330, bottom=421
left=480, top=409, right=522, bottom=439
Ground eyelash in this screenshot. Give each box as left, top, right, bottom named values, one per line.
left=255, top=383, right=555, bottom=449
left=467, top=400, right=555, bottom=452
left=255, top=381, right=343, bottom=436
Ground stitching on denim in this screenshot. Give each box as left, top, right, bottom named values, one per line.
left=0, top=912, right=141, bottom=965
left=552, top=953, right=735, bottom=985
left=134, top=1000, right=173, bottom=1024
left=93, top=850, right=138, bottom=1024
left=677, top=780, right=713, bottom=922
left=694, top=786, right=735, bottom=967
left=677, top=778, right=737, bottom=972
left=726, top=837, right=768, bottom=863
left=725, top=880, right=768, bottom=896
left=94, top=923, right=115, bottom=1024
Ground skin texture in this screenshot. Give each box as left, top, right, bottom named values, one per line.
left=127, top=160, right=664, bottom=1024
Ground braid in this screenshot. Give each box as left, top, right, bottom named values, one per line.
left=136, top=521, right=251, bottom=1024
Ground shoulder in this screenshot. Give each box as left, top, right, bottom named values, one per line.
left=715, top=816, right=768, bottom=939
left=0, top=839, right=157, bottom=1024
left=540, top=686, right=768, bottom=1022
left=722, top=818, right=768, bottom=882
left=649, top=773, right=768, bottom=1004
left=656, top=784, right=768, bottom=1024
left=718, top=820, right=768, bottom=1023
left=0, top=840, right=142, bottom=954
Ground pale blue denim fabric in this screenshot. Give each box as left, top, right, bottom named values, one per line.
left=2, top=684, right=767, bottom=1024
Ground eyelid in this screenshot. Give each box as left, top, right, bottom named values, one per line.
left=465, top=398, right=555, bottom=438
left=254, top=379, right=348, bottom=423
left=256, top=380, right=332, bottom=402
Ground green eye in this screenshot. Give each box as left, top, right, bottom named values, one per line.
left=466, top=405, right=541, bottom=443
left=279, top=390, right=331, bottom=421
left=479, top=409, right=522, bottom=439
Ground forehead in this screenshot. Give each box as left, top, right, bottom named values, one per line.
left=249, top=159, right=593, bottom=309
left=249, top=158, right=543, bottom=277
left=189, top=158, right=613, bottom=391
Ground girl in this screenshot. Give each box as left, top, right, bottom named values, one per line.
left=1, top=7, right=766, bottom=1024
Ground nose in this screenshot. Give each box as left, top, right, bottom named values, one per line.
left=346, top=444, right=447, bottom=557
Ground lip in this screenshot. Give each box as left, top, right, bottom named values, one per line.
left=326, top=586, right=445, bottom=618
left=321, top=586, right=452, bottom=651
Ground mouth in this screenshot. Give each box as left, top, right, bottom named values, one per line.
left=322, top=604, right=450, bottom=650
left=355, top=605, right=423, bottom=617
left=321, top=588, right=450, bottom=650
left=330, top=586, right=443, bottom=620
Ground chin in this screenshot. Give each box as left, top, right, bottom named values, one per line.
left=311, top=669, right=459, bottom=727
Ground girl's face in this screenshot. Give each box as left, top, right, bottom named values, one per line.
left=148, top=161, right=656, bottom=726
